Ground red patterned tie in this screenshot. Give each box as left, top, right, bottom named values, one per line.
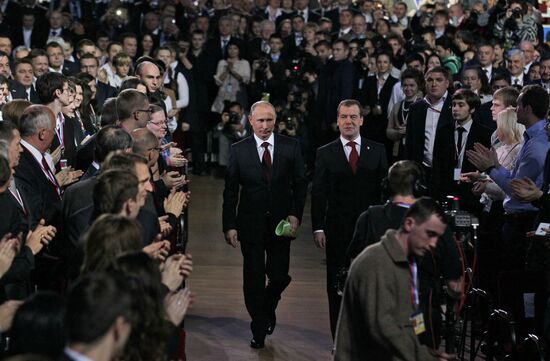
left=347, top=141, right=358, bottom=174
left=261, top=142, right=272, bottom=182
left=41, top=156, right=61, bottom=198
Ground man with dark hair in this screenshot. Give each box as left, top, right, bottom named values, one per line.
left=61, top=272, right=133, bottom=361
left=317, top=39, right=355, bottom=144
left=121, top=32, right=138, bottom=60
left=45, top=42, right=78, bottom=76
left=79, top=52, right=116, bottom=112
left=0, top=50, right=26, bottom=101
left=116, top=89, right=151, bottom=132
left=311, top=99, right=387, bottom=337
left=35, top=72, right=71, bottom=154
left=30, top=49, right=50, bottom=80
left=405, top=66, right=453, bottom=191
left=433, top=88, right=491, bottom=212
left=334, top=197, right=452, bottom=360
left=14, top=58, right=40, bottom=103
left=92, top=170, right=140, bottom=220
left=467, top=85, right=550, bottom=270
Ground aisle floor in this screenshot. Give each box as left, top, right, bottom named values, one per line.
left=185, top=174, right=333, bottom=361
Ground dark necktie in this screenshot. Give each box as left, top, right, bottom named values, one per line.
left=261, top=142, right=272, bottom=182
left=456, top=126, right=466, bottom=164
left=347, top=141, right=358, bottom=174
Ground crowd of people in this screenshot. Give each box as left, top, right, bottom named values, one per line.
left=0, top=0, right=548, bottom=359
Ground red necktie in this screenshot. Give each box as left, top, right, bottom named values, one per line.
left=261, top=142, right=272, bottom=182
left=347, top=141, right=359, bottom=174
left=41, top=156, right=61, bottom=198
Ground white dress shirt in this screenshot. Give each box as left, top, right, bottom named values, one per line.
left=423, top=91, right=447, bottom=168
left=340, top=135, right=361, bottom=160
left=510, top=73, right=524, bottom=86
left=254, top=133, right=274, bottom=162
left=23, top=28, right=32, bottom=48
left=64, top=347, right=93, bottom=361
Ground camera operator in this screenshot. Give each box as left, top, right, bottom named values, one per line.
left=249, top=33, right=288, bottom=105
left=494, top=0, right=538, bottom=48
left=334, top=197, right=456, bottom=360
left=347, top=160, right=463, bottom=349
left=215, top=101, right=249, bottom=174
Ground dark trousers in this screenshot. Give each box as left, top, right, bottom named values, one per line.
left=240, top=235, right=291, bottom=340
left=326, top=261, right=342, bottom=339
left=501, top=212, right=537, bottom=271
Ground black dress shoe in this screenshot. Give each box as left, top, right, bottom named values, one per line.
left=266, top=318, right=276, bottom=335
left=250, top=338, right=265, bottom=349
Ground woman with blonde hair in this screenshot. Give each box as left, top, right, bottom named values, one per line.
left=463, top=108, right=524, bottom=240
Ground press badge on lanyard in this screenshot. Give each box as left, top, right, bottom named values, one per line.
left=408, top=259, right=426, bottom=335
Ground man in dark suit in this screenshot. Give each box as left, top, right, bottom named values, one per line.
left=12, top=11, right=48, bottom=50
left=291, top=0, right=321, bottom=24
left=317, top=39, right=355, bottom=144
left=222, top=101, right=307, bottom=348
left=405, top=66, right=454, bottom=191
left=203, top=16, right=242, bottom=103
left=0, top=51, right=26, bottom=101
left=14, top=105, right=61, bottom=228
left=432, top=89, right=492, bottom=213
left=359, top=51, right=398, bottom=154
left=60, top=273, right=133, bottom=361
left=311, top=99, right=388, bottom=337
left=78, top=53, right=117, bottom=112
left=46, top=42, right=79, bottom=76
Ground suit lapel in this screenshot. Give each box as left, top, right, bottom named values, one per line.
left=335, top=139, right=353, bottom=174
left=272, top=134, right=281, bottom=181
left=358, top=137, right=370, bottom=169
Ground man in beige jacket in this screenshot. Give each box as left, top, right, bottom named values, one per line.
left=333, top=197, right=454, bottom=361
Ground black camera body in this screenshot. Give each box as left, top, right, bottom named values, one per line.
left=257, top=57, right=269, bottom=71
left=228, top=111, right=240, bottom=125
left=511, top=7, right=522, bottom=19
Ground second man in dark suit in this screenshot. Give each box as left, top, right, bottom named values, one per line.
left=311, top=99, right=388, bottom=337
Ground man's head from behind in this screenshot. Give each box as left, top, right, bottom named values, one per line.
left=94, top=125, right=134, bottom=164
left=66, top=272, right=133, bottom=359
left=92, top=169, right=140, bottom=220
left=387, top=160, right=425, bottom=198
left=401, top=197, right=447, bottom=256
left=19, top=105, right=56, bottom=153
left=0, top=120, right=22, bottom=169
left=517, top=85, right=550, bottom=126
left=131, top=127, right=160, bottom=167
left=116, top=89, right=150, bottom=130
left=36, top=72, right=68, bottom=105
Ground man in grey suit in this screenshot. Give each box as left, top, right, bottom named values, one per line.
left=222, top=101, right=307, bottom=348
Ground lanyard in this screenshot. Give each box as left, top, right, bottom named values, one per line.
left=409, top=258, right=419, bottom=307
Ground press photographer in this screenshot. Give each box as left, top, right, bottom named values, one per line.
left=215, top=101, right=249, bottom=175
left=493, top=0, right=538, bottom=48
left=249, top=34, right=289, bottom=105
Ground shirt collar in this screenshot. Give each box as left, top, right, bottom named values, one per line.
left=525, top=119, right=547, bottom=140
left=456, top=118, right=473, bottom=132
left=254, top=132, right=274, bottom=148
left=64, top=347, right=94, bottom=361
left=340, top=135, right=361, bottom=147
left=20, top=139, right=44, bottom=160
left=425, top=91, right=448, bottom=108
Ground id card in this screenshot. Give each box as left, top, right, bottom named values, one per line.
left=454, top=168, right=461, bottom=181
left=410, top=311, right=426, bottom=335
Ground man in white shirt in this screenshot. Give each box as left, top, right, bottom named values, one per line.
left=479, top=42, right=497, bottom=82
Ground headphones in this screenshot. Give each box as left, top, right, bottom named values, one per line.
left=381, top=160, right=428, bottom=201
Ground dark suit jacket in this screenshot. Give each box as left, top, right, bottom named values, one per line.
left=317, top=58, right=355, bottom=127
left=9, top=79, right=27, bottom=100
left=12, top=27, right=48, bottom=49
left=432, top=119, right=492, bottom=211
left=14, top=146, right=62, bottom=228
left=75, top=133, right=96, bottom=172
left=62, top=60, right=79, bottom=76
left=222, top=134, right=307, bottom=243
left=360, top=74, right=398, bottom=143
left=405, top=96, right=453, bottom=166
left=29, top=85, right=41, bottom=104
left=476, top=101, right=496, bottom=132
left=95, top=81, right=117, bottom=113
left=311, top=137, right=388, bottom=264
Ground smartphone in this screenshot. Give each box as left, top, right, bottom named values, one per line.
left=535, top=223, right=550, bottom=236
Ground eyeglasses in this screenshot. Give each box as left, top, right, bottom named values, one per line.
left=148, top=120, right=167, bottom=126
left=135, top=108, right=154, bottom=115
